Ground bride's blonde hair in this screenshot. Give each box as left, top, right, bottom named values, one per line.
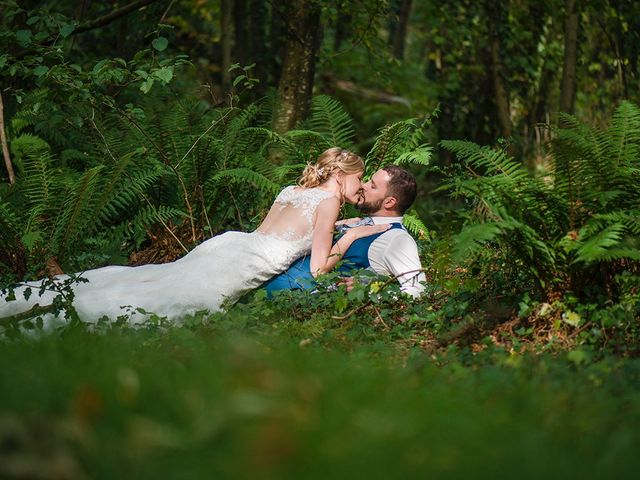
left=298, top=147, right=364, bottom=188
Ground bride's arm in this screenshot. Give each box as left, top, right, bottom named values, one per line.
left=310, top=198, right=389, bottom=276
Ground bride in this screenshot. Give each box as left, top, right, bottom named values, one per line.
left=0, top=147, right=389, bottom=324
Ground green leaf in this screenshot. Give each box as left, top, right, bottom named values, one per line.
left=152, top=36, right=168, bottom=52
left=27, top=16, right=40, bottom=26
left=140, top=78, right=154, bottom=94
left=232, top=75, right=246, bottom=87
left=335, top=295, right=348, bottom=313
left=92, top=59, right=108, bottom=74
left=33, top=65, right=49, bottom=77
left=152, top=66, right=173, bottom=84
left=562, top=310, right=581, bottom=327
left=22, top=230, right=42, bottom=250
left=60, top=23, right=75, bottom=38
left=0, top=55, right=7, bottom=69
left=16, top=29, right=32, bottom=45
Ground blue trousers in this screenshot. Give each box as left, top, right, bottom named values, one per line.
left=262, top=256, right=315, bottom=296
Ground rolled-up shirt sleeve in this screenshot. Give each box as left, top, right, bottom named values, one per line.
left=369, top=230, right=426, bottom=297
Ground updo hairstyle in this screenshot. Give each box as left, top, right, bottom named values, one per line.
left=298, top=147, right=364, bottom=188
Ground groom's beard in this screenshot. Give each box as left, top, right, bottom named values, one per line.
left=356, top=197, right=384, bottom=215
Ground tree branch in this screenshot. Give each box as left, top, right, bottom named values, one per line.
left=73, top=0, right=160, bottom=35
left=332, top=268, right=428, bottom=321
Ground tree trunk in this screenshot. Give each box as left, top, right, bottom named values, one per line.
left=233, top=0, right=248, bottom=68
left=559, top=0, right=579, bottom=114
left=221, top=0, right=233, bottom=93
left=612, top=0, right=629, bottom=98
left=391, top=0, right=412, bottom=60
left=0, top=93, right=15, bottom=185
left=272, top=0, right=322, bottom=134
left=333, top=12, right=351, bottom=52
left=270, top=1, right=288, bottom=87
left=487, top=0, right=512, bottom=139
left=248, top=0, right=268, bottom=95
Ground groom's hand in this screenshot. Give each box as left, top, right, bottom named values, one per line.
left=337, top=276, right=355, bottom=292
left=335, top=217, right=361, bottom=226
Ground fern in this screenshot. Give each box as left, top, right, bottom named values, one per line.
left=366, top=118, right=433, bottom=174
left=210, top=168, right=280, bottom=196
left=304, top=95, right=355, bottom=148
left=51, top=166, right=104, bottom=256
left=442, top=101, right=640, bottom=299
left=126, top=204, right=186, bottom=238
left=402, top=211, right=431, bottom=241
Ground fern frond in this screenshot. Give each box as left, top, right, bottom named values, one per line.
left=394, top=146, right=433, bottom=166
left=366, top=119, right=414, bottom=172
left=126, top=205, right=187, bottom=236
left=402, top=211, right=431, bottom=241
left=305, top=95, right=355, bottom=148
left=51, top=166, right=104, bottom=255
left=452, top=222, right=503, bottom=261
left=210, top=168, right=280, bottom=195
left=573, top=223, right=627, bottom=264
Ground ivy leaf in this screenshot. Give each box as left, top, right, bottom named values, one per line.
left=152, top=36, right=168, bottom=52
left=334, top=295, right=348, bottom=313
left=60, top=23, right=75, bottom=38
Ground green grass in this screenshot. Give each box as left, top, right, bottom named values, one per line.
left=1, top=313, right=640, bottom=479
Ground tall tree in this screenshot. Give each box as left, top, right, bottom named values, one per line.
left=272, top=0, right=322, bottom=134
left=391, top=0, right=412, bottom=60
left=233, top=0, right=248, bottom=68
left=221, top=0, right=233, bottom=93
left=486, top=0, right=512, bottom=139
left=333, top=12, right=351, bottom=52
left=249, top=0, right=269, bottom=95
left=560, top=0, right=579, bottom=114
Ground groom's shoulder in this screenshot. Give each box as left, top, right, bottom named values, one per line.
left=378, top=225, right=418, bottom=245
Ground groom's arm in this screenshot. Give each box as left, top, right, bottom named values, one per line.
left=370, top=231, right=426, bottom=297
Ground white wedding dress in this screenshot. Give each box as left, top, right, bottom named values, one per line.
left=0, top=186, right=335, bottom=325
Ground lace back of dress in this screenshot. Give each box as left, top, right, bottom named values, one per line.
left=257, top=186, right=334, bottom=241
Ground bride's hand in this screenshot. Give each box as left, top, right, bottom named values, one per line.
left=347, top=224, right=390, bottom=240
left=335, top=217, right=361, bottom=226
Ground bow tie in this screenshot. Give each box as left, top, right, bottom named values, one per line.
left=336, top=216, right=374, bottom=234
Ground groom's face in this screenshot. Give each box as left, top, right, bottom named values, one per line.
left=357, top=170, right=391, bottom=215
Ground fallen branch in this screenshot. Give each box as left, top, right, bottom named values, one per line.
left=322, top=75, right=411, bottom=108
left=0, top=303, right=56, bottom=324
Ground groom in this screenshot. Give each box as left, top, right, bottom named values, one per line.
left=263, top=165, right=426, bottom=297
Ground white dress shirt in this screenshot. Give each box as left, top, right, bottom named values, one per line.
left=367, top=216, right=426, bottom=297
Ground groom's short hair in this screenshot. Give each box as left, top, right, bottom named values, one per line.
left=382, top=165, right=417, bottom=215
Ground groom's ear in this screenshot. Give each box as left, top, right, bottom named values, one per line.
left=383, top=196, right=398, bottom=210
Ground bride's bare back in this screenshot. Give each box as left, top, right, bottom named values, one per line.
left=256, top=186, right=336, bottom=242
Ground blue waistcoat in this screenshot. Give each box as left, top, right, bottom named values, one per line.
left=262, top=223, right=404, bottom=294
